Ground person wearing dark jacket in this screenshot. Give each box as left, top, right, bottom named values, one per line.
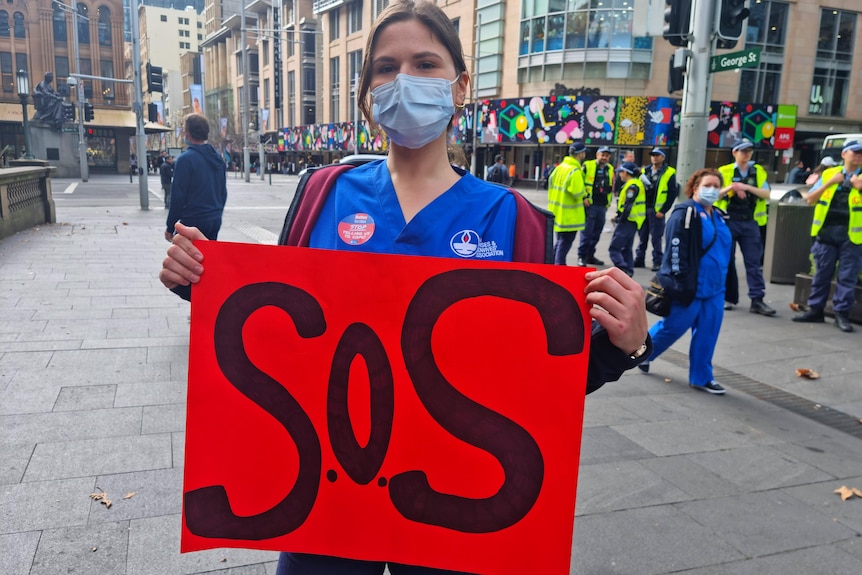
left=159, top=155, right=174, bottom=209
left=165, top=114, right=227, bottom=244
left=635, top=148, right=678, bottom=271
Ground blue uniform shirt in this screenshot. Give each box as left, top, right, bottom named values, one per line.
left=310, top=159, right=517, bottom=260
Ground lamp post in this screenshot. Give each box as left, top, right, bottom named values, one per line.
left=470, top=13, right=482, bottom=177
left=16, top=69, right=34, bottom=159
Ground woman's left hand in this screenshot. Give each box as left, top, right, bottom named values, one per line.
left=584, top=267, right=648, bottom=355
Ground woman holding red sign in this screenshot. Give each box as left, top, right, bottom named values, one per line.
left=160, top=1, right=650, bottom=573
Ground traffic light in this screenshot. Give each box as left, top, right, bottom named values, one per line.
left=147, top=103, right=159, bottom=123
left=663, top=0, right=692, bottom=47
left=83, top=103, right=94, bottom=122
left=717, top=0, right=750, bottom=46
left=668, top=56, right=685, bottom=93
left=63, top=102, right=76, bottom=122
left=146, top=63, right=163, bottom=93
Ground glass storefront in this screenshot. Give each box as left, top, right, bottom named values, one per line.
left=85, top=127, right=116, bottom=170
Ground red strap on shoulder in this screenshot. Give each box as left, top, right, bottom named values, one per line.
left=286, top=164, right=355, bottom=247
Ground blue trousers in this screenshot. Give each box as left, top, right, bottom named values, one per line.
left=807, top=235, right=862, bottom=314
left=725, top=219, right=766, bottom=301
left=578, top=204, right=607, bottom=260
left=276, top=553, right=472, bottom=575
left=635, top=208, right=665, bottom=267
left=647, top=291, right=725, bottom=385
left=554, top=231, right=578, bottom=265
left=609, top=220, right=637, bottom=276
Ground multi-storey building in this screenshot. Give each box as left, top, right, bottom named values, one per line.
left=0, top=0, right=135, bottom=171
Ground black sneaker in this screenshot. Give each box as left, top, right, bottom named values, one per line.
left=634, top=260, right=645, bottom=268
left=835, top=312, right=854, bottom=333
left=792, top=307, right=825, bottom=323
left=650, top=264, right=661, bottom=272
left=723, top=302, right=734, bottom=311
left=587, top=256, right=605, bottom=265
left=638, top=361, right=650, bottom=373
left=690, top=381, right=726, bottom=395
left=577, top=257, right=586, bottom=266
left=750, top=298, right=776, bottom=316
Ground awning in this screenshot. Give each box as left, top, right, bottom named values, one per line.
left=144, top=122, right=171, bottom=134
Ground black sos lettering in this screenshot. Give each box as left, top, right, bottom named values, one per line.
left=184, top=270, right=584, bottom=540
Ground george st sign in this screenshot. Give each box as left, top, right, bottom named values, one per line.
left=710, top=47, right=761, bottom=73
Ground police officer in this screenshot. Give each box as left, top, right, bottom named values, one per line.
left=716, top=140, right=776, bottom=316
left=578, top=146, right=614, bottom=266
left=608, top=162, right=646, bottom=276
left=635, top=147, right=678, bottom=271
left=793, top=140, right=862, bottom=332
left=548, top=141, right=588, bottom=265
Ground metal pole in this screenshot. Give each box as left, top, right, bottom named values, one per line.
left=242, top=6, right=251, bottom=183
left=20, top=97, right=34, bottom=159
left=129, top=0, right=149, bottom=209
left=68, top=3, right=89, bottom=182
left=258, top=107, right=265, bottom=180
left=676, top=0, right=715, bottom=188
left=470, top=13, right=481, bottom=176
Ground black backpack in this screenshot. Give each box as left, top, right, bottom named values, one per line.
left=487, top=163, right=505, bottom=183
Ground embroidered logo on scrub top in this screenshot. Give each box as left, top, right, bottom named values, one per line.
left=449, top=229, right=505, bottom=259
left=338, top=213, right=376, bottom=245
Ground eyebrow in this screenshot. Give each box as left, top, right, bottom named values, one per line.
left=372, top=51, right=445, bottom=66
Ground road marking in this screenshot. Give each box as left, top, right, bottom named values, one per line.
left=63, top=183, right=78, bottom=194
left=234, top=222, right=279, bottom=245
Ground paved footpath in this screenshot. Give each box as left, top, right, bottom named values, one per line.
left=2, top=175, right=862, bottom=574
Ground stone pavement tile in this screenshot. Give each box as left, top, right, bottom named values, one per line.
left=1, top=477, right=95, bottom=532
left=68, top=287, right=162, bottom=299
left=115, top=381, right=187, bottom=407
left=782, top=476, right=862, bottom=533
left=675, top=491, right=856, bottom=557
left=126, top=514, right=278, bottom=575
left=31, top=308, right=115, bottom=321
left=570, top=505, right=744, bottom=575
left=146, top=344, right=190, bottom=365
left=0, top=311, right=42, bottom=325
left=575, top=460, right=692, bottom=515
left=735, top=350, right=861, bottom=387
left=610, top=393, right=693, bottom=423
left=713, top=332, right=838, bottom=368
left=585, top=371, right=679, bottom=398
left=112, top=308, right=154, bottom=320
left=0, top=531, right=40, bottom=575
left=837, top=537, right=862, bottom=563
left=195, top=565, right=271, bottom=574
left=0, top=367, right=16, bottom=392
left=640, top=454, right=741, bottom=500
left=55, top=280, right=91, bottom=290
left=80, top=336, right=189, bottom=350
left=0, top=381, right=61, bottom=415
left=581, top=397, right=643, bottom=427
left=0, top=351, right=53, bottom=369
left=0, top=444, right=34, bottom=484
left=30, top=520, right=130, bottom=575
left=611, top=417, right=766, bottom=458
left=142, top=404, right=186, bottom=434
left=172, top=432, right=185, bottom=468
left=686, top=444, right=833, bottom=490
left=579, top=426, right=654, bottom=466
left=47, top=347, right=148, bottom=370
left=87, top=468, right=183, bottom=523
left=54, top=384, right=117, bottom=412
left=672, top=543, right=862, bottom=574
left=23, top=434, right=172, bottom=482
left=2, top=407, right=143, bottom=448
left=3, top=340, right=85, bottom=353
left=772, top=437, right=862, bottom=479
left=11, top=362, right=173, bottom=388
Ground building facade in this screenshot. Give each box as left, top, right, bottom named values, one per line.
left=1, top=0, right=135, bottom=171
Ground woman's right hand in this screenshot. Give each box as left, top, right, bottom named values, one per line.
left=159, top=223, right=208, bottom=290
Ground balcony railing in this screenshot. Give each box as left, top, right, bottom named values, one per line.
left=313, top=0, right=346, bottom=15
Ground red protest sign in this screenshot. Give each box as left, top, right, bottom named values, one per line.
left=181, top=242, right=591, bottom=575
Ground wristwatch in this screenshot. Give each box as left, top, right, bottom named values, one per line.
left=628, top=342, right=649, bottom=361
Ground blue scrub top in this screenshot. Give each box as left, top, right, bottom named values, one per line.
left=310, top=159, right=517, bottom=261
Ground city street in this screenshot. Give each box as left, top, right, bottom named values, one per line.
left=3, top=173, right=862, bottom=575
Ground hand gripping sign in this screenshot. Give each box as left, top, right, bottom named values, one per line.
left=181, top=242, right=592, bottom=575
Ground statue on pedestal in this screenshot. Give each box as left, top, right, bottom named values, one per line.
left=33, top=72, right=66, bottom=131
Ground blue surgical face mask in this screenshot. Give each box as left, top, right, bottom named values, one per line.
left=697, top=186, right=720, bottom=205
left=371, top=73, right=458, bottom=149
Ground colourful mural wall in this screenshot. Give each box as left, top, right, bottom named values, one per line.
left=707, top=102, right=797, bottom=150
left=282, top=121, right=388, bottom=153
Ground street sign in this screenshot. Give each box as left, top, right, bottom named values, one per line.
left=710, top=47, right=761, bottom=73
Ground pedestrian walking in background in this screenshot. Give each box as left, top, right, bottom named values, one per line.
left=160, top=3, right=651, bottom=572
left=608, top=162, right=646, bottom=276
left=159, top=154, right=174, bottom=209
left=716, top=140, right=776, bottom=316
left=639, top=168, right=732, bottom=395
left=486, top=154, right=507, bottom=183
left=578, top=146, right=614, bottom=266
left=788, top=160, right=810, bottom=185
left=793, top=140, right=862, bottom=333
left=548, top=141, right=588, bottom=265
left=635, top=147, right=678, bottom=271
left=164, top=114, right=227, bottom=300
left=508, top=162, right=517, bottom=186
left=806, top=156, right=837, bottom=186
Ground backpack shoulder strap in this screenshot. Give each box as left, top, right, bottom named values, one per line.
left=279, top=163, right=355, bottom=246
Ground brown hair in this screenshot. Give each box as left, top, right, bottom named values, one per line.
left=684, top=168, right=723, bottom=198
left=184, top=113, right=210, bottom=142
left=358, top=0, right=468, bottom=125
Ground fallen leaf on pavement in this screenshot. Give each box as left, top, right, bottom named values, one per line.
left=90, top=489, right=112, bottom=509
left=796, top=368, right=820, bottom=379
left=664, top=378, right=672, bottom=383
left=834, top=486, right=856, bottom=501
left=123, top=492, right=136, bottom=499
left=789, top=302, right=808, bottom=312
left=853, top=488, right=862, bottom=498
